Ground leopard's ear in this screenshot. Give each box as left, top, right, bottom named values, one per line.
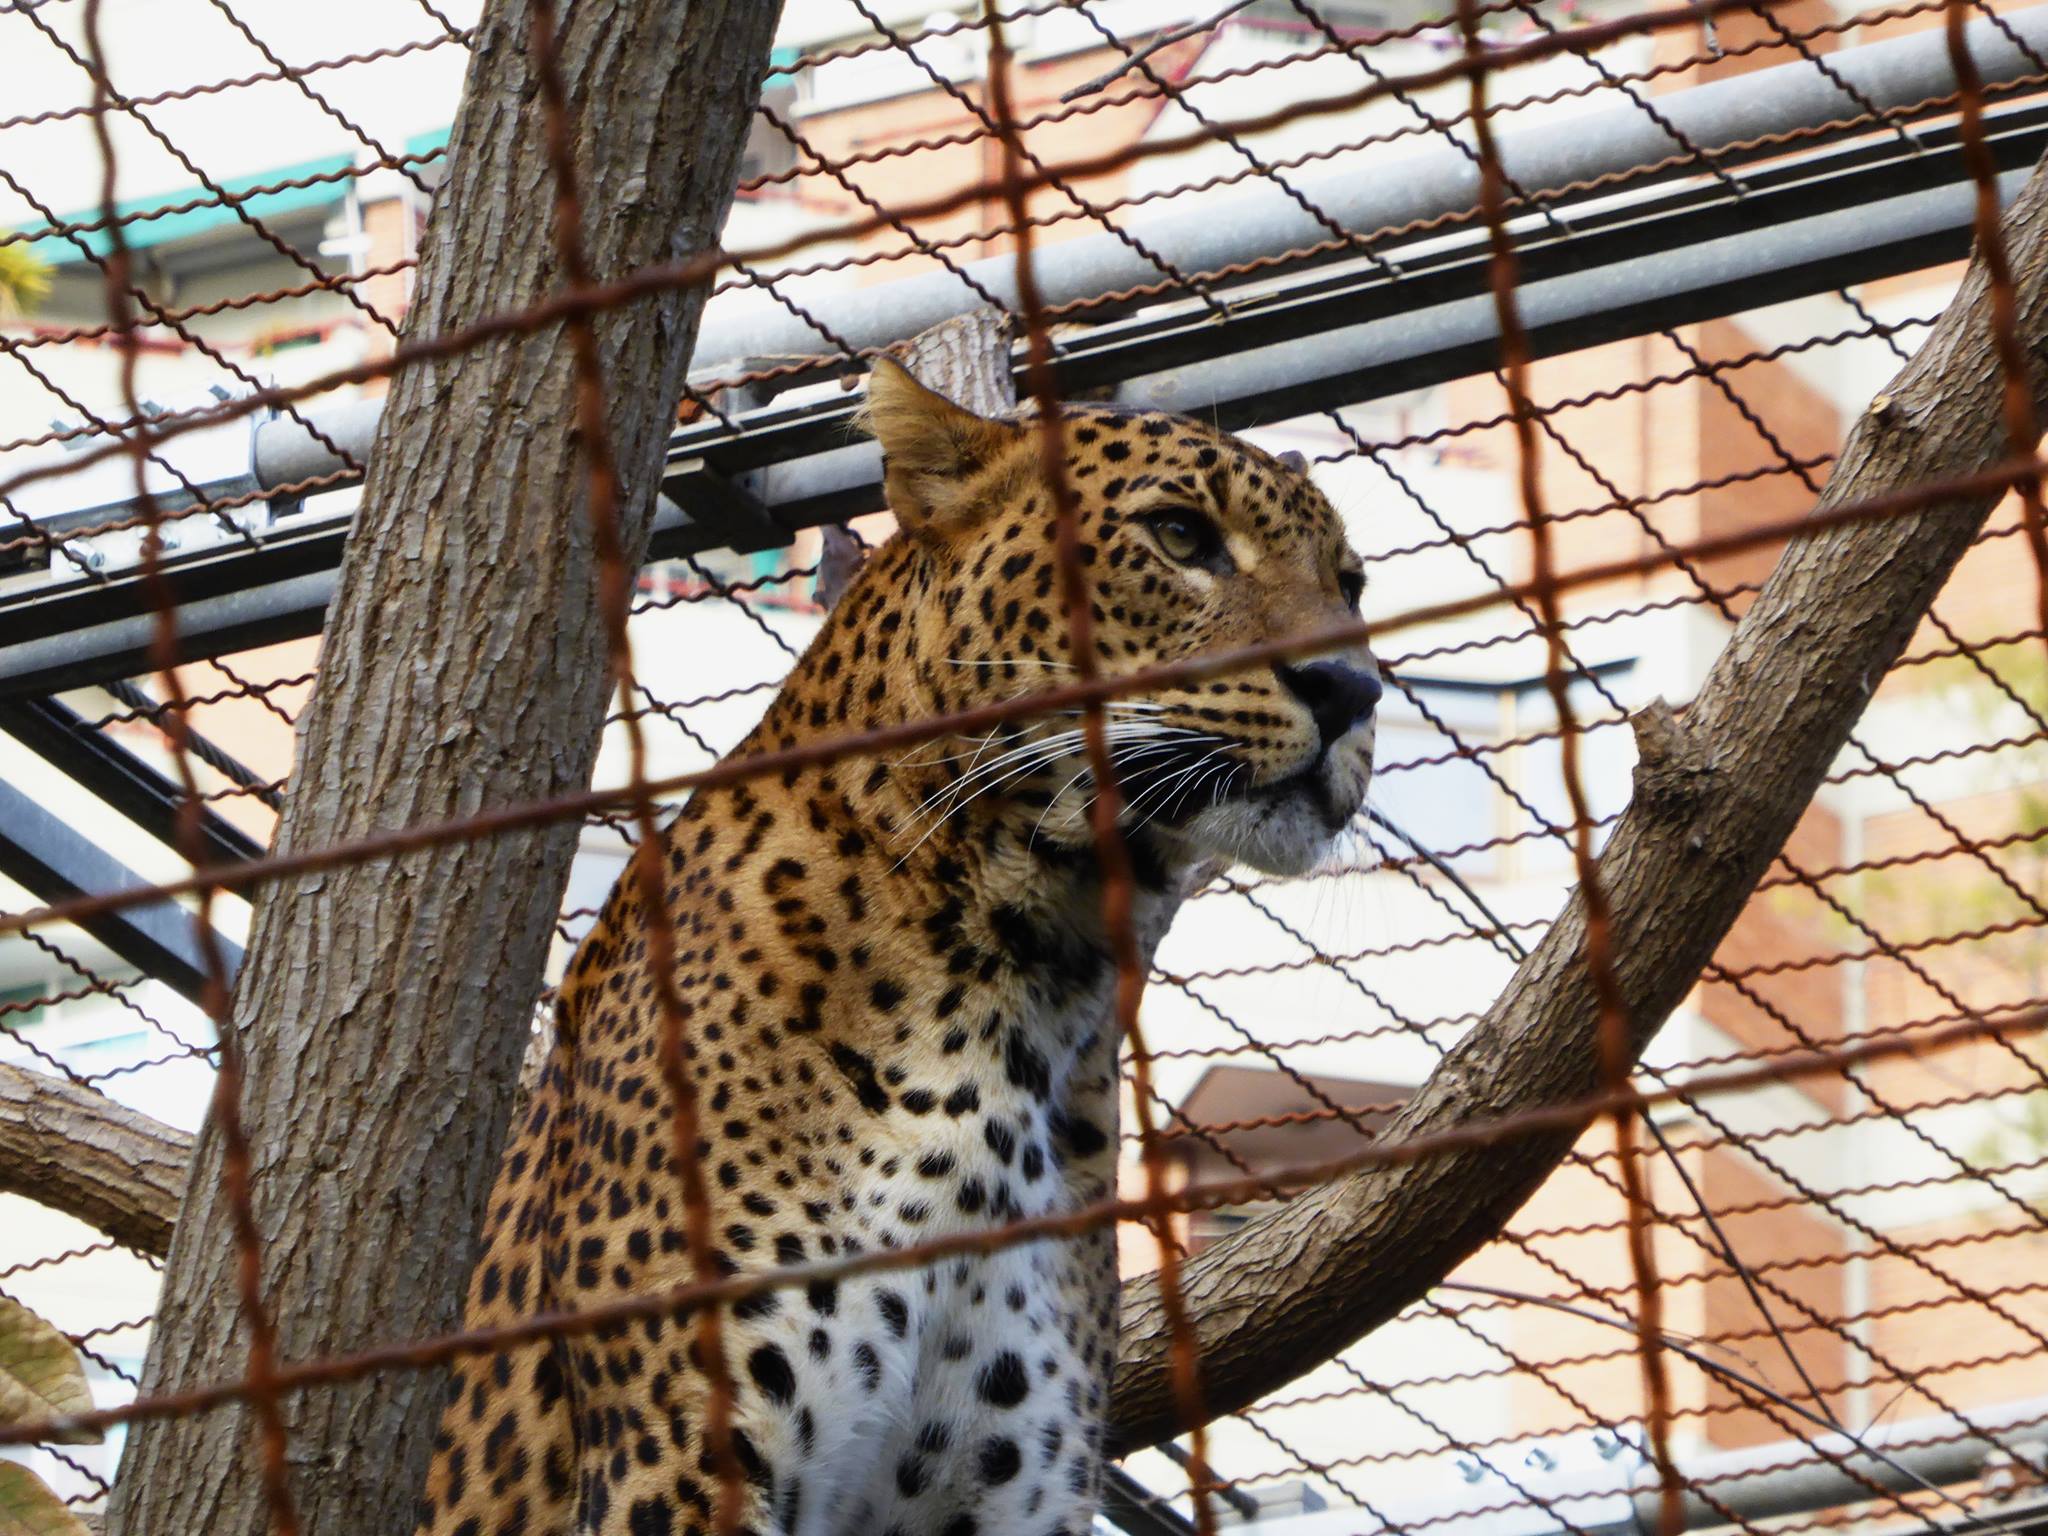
left=860, top=357, right=1024, bottom=534
left=1275, top=449, right=1308, bottom=474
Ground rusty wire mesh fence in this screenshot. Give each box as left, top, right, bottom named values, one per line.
left=2, top=0, right=2047, bottom=1531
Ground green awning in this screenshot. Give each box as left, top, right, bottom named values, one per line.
left=404, top=126, right=451, bottom=159
left=19, top=151, right=354, bottom=265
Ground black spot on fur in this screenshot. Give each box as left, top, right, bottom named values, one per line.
left=829, top=1043, right=891, bottom=1113
left=1004, top=1029, right=1051, bottom=1097
left=978, top=1437, right=1021, bottom=1485
left=878, top=1289, right=909, bottom=1338
left=1054, top=1110, right=1109, bottom=1157
left=748, top=1344, right=796, bottom=1405
left=977, top=1351, right=1029, bottom=1408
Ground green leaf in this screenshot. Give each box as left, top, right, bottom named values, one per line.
left=0, top=1300, right=97, bottom=1446
left=0, top=246, right=50, bottom=321
left=0, top=1462, right=92, bottom=1536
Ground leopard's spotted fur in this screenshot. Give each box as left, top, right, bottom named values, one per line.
left=415, top=361, right=1379, bottom=1536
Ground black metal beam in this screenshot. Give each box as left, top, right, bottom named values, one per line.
left=1100, top=1468, right=1198, bottom=1536
left=0, top=775, right=242, bottom=1004
left=0, top=694, right=264, bottom=868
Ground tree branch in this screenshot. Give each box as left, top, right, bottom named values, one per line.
left=1109, top=148, right=2048, bottom=1451
left=0, top=1022, right=577, bottom=1265
left=0, top=1064, right=184, bottom=1258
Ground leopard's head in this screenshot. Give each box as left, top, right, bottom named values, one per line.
left=852, top=358, right=1379, bottom=878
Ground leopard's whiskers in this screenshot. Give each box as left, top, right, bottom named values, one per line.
left=1052, top=732, right=1236, bottom=840
left=1123, top=751, right=1230, bottom=838
left=890, top=720, right=1208, bottom=868
left=1030, top=735, right=1215, bottom=845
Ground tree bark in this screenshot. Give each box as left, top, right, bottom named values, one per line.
left=890, top=308, right=1015, bottom=414
left=106, top=5, right=780, bottom=1533
left=0, top=1064, right=183, bottom=1258
left=1109, top=149, right=2048, bottom=1451
left=817, top=311, right=1015, bottom=608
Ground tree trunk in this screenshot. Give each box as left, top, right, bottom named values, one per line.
left=891, top=308, right=1015, bottom=414
left=1110, top=148, right=2048, bottom=1451
left=106, top=5, right=780, bottom=1533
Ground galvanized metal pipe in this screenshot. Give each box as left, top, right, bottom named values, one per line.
left=239, top=9, right=2048, bottom=499
left=684, top=6, right=2048, bottom=371
left=1628, top=1393, right=2048, bottom=1530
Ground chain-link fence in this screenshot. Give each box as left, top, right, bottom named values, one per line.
left=2, top=0, right=2046, bottom=1531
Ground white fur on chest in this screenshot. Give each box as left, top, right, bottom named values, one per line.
left=763, top=989, right=1124, bottom=1536
left=793, top=1238, right=1102, bottom=1536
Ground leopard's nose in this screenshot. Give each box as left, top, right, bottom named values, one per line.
left=1277, top=660, right=1383, bottom=748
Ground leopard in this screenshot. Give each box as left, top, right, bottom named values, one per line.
left=414, top=357, right=1382, bottom=1536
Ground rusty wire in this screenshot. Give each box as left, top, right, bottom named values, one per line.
left=0, top=1006, right=2041, bottom=1453
left=520, top=0, right=745, bottom=1524
left=71, top=2, right=299, bottom=1530
left=5, top=0, right=2048, bottom=1529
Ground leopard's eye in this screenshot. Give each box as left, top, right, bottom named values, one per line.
left=1339, top=570, right=1365, bottom=612
left=1145, top=509, right=1229, bottom=571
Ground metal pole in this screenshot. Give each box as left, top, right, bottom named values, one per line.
left=0, top=156, right=2018, bottom=697
left=1626, top=1396, right=2048, bottom=1529
left=249, top=397, right=381, bottom=492
left=741, top=166, right=2025, bottom=511
left=235, top=7, right=2048, bottom=492
left=0, top=777, right=243, bottom=1002
left=1114, top=167, right=2028, bottom=420
left=683, top=6, right=2048, bottom=371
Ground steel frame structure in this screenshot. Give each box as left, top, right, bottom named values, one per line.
left=4, top=11, right=2047, bottom=695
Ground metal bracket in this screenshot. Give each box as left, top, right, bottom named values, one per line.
left=659, top=457, right=790, bottom=556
